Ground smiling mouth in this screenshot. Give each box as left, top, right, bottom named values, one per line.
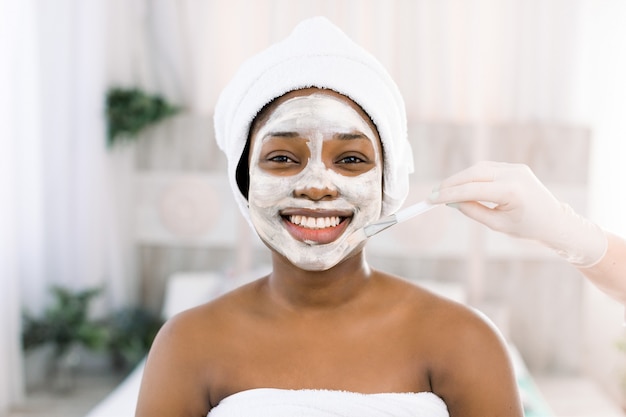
left=285, top=214, right=345, bottom=229
left=280, top=211, right=352, bottom=244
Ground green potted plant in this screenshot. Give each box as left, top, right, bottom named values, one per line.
left=105, top=87, right=180, bottom=147
left=22, top=285, right=108, bottom=392
left=106, top=306, right=164, bottom=373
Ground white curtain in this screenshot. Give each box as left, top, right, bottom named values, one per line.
left=0, top=0, right=40, bottom=410
left=29, top=0, right=109, bottom=309
left=0, top=0, right=113, bottom=317
left=0, top=0, right=36, bottom=411
left=1, top=0, right=111, bottom=411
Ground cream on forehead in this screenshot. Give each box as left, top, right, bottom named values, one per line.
left=254, top=93, right=378, bottom=143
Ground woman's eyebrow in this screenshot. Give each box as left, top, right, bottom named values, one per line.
left=334, top=132, right=373, bottom=141
left=265, top=131, right=300, bottom=138
left=260, top=131, right=302, bottom=143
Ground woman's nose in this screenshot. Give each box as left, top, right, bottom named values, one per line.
left=292, top=159, right=339, bottom=201
left=293, top=185, right=339, bottom=201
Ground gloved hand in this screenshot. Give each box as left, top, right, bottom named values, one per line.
left=428, top=161, right=607, bottom=267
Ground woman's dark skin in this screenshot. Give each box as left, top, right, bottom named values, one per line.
left=135, top=89, right=523, bottom=417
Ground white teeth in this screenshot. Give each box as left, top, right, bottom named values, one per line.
left=288, top=215, right=342, bottom=229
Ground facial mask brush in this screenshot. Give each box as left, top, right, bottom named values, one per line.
left=346, top=200, right=440, bottom=246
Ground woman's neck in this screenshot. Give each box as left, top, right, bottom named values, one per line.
left=265, top=250, right=374, bottom=311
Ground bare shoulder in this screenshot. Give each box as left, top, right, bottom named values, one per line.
left=374, top=272, right=523, bottom=416
left=373, top=272, right=478, bottom=326
left=136, top=279, right=267, bottom=416
left=380, top=272, right=508, bottom=362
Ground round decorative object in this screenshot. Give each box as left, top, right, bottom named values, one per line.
left=158, top=177, right=220, bottom=239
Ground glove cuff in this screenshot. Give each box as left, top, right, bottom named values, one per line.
left=544, top=203, right=608, bottom=267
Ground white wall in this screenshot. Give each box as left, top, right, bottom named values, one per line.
left=578, top=0, right=626, bottom=404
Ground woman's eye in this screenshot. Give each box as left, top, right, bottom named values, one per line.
left=269, top=155, right=296, bottom=163
left=337, top=155, right=365, bottom=164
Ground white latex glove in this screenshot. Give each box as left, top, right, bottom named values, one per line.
left=428, top=161, right=607, bottom=267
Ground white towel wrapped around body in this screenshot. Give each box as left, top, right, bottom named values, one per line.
left=207, top=388, right=449, bottom=417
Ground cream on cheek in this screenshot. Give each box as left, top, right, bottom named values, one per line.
left=248, top=94, right=382, bottom=270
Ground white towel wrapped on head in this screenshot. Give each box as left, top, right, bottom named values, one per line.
left=208, top=388, right=449, bottom=417
left=214, top=16, right=413, bottom=226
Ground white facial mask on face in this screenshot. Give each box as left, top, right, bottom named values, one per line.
left=248, top=93, right=383, bottom=271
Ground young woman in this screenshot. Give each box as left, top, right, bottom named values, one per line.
left=135, top=17, right=523, bottom=417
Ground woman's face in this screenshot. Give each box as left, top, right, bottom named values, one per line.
left=247, top=88, right=383, bottom=271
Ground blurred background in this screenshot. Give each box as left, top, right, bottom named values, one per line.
left=2, top=0, right=626, bottom=416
